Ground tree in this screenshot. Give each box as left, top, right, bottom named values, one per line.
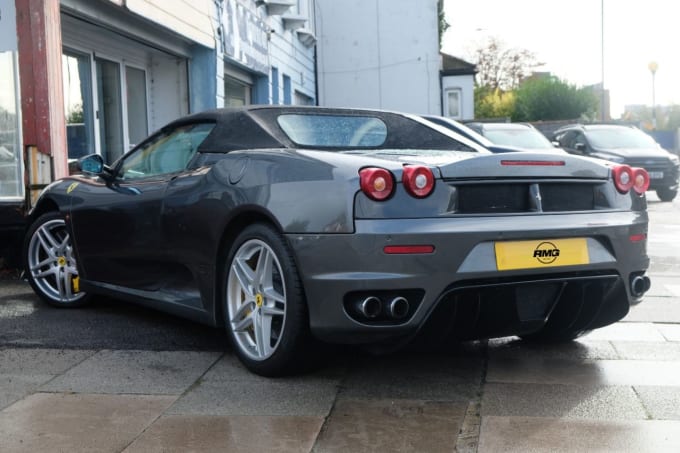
left=66, top=103, right=84, bottom=124
left=437, top=1, right=450, bottom=49
left=664, top=105, right=680, bottom=131
left=512, top=76, right=597, bottom=122
left=474, top=86, right=515, bottom=119
left=472, top=37, right=542, bottom=91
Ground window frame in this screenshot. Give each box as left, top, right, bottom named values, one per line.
left=445, top=88, right=462, bottom=119
left=0, top=50, right=23, bottom=200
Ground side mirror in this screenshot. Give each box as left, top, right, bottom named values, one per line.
left=551, top=141, right=560, bottom=148
left=78, top=154, right=105, bottom=174
left=574, top=143, right=587, bottom=152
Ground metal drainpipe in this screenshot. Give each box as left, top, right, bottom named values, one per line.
left=314, top=45, right=319, bottom=106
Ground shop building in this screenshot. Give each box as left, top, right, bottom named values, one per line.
left=0, top=0, right=317, bottom=264
left=218, top=0, right=316, bottom=108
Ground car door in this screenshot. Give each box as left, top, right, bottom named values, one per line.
left=70, top=122, right=216, bottom=290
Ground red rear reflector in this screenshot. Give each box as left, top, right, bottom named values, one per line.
left=629, top=234, right=647, bottom=242
left=501, top=160, right=565, bottom=166
left=383, top=245, right=435, bottom=254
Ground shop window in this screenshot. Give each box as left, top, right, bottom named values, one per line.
left=125, top=66, right=148, bottom=149
left=294, top=91, right=314, bottom=106
left=271, top=67, right=279, bottom=104
left=62, top=51, right=95, bottom=160
left=96, top=58, right=125, bottom=163
left=225, top=77, right=251, bottom=107
left=283, top=74, right=292, bottom=105
left=0, top=51, right=22, bottom=199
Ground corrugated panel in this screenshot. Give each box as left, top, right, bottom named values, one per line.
left=61, top=14, right=149, bottom=68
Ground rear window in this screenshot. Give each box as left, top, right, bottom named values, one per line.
left=587, top=127, right=659, bottom=149
left=277, top=114, right=387, bottom=147
left=484, top=128, right=553, bottom=149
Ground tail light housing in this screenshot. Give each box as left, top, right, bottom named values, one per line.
left=612, top=164, right=634, bottom=194
left=632, top=168, right=650, bottom=194
left=360, top=167, right=395, bottom=201
left=402, top=165, right=435, bottom=198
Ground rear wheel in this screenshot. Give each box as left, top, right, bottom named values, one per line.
left=223, top=223, right=315, bottom=376
left=656, top=187, right=677, bottom=202
left=24, top=212, right=90, bottom=307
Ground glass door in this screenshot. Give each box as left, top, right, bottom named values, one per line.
left=125, top=66, right=148, bottom=149
left=96, top=58, right=124, bottom=164
left=62, top=50, right=95, bottom=160
left=0, top=50, right=22, bottom=198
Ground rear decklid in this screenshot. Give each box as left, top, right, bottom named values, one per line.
left=434, top=152, right=609, bottom=180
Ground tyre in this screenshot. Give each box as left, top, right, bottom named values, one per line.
left=24, top=212, right=91, bottom=307
left=656, top=187, right=677, bottom=202
left=222, top=223, right=315, bottom=376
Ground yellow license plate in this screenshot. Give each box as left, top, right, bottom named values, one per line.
left=495, top=238, right=589, bottom=271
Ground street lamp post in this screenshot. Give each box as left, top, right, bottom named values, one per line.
left=648, top=61, right=658, bottom=130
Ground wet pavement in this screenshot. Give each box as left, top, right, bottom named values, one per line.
left=0, top=193, right=678, bottom=452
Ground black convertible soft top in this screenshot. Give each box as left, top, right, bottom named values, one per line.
left=165, top=106, right=481, bottom=153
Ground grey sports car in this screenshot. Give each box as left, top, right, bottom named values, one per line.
left=24, top=106, right=651, bottom=376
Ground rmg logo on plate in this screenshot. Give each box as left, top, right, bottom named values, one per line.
left=532, top=242, right=560, bottom=264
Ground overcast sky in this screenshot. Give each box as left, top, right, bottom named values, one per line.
left=442, top=0, right=678, bottom=118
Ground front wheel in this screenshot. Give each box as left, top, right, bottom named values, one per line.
left=24, top=212, right=90, bottom=307
left=656, top=187, right=677, bottom=202
left=223, top=223, right=315, bottom=376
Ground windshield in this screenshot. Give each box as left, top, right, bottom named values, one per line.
left=483, top=128, right=554, bottom=149
left=587, top=128, right=659, bottom=149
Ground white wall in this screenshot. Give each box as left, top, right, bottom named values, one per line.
left=315, top=0, right=440, bottom=114
left=441, top=74, right=475, bottom=120
left=116, top=0, right=215, bottom=49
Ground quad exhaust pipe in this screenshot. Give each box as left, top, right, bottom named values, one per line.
left=355, top=296, right=411, bottom=320
left=631, top=275, right=651, bottom=297
left=358, top=296, right=382, bottom=319
left=388, top=296, right=410, bottom=319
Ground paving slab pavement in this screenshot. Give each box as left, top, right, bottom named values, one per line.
left=478, top=417, right=680, bottom=453
left=0, top=393, right=176, bottom=453
left=124, top=415, right=324, bottom=453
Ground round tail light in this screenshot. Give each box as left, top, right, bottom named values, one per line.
left=402, top=165, right=435, bottom=198
left=359, top=167, right=395, bottom=201
left=632, top=167, right=650, bottom=194
left=612, top=164, right=634, bottom=194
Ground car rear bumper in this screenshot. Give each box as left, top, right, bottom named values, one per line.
left=288, top=211, right=649, bottom=344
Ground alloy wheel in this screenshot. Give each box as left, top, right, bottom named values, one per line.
left=27, top=217, right=86, bottom=304
left=227, top=238, right=287, bottom=361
